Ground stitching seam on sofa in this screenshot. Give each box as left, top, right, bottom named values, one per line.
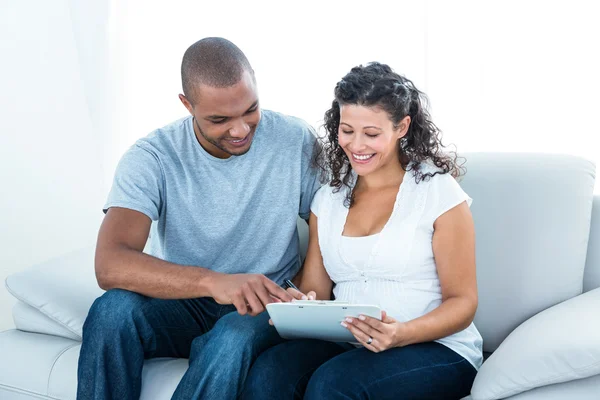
left=46, top=343, right=80, bottom=397
left=0, top=382, right=60, bottom=399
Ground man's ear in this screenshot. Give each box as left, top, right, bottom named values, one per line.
left=179, top=94, right=194, bottom=115
left=397, top=116, right=411, bottom=139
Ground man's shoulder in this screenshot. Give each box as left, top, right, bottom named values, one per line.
left=135, top=116, right=192, bottom=155
left=261, top=109, right=315, bottom=137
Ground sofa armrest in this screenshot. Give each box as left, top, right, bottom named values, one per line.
left=5, top=246, right=103, bottom=339
left=471, top=287, right=600, bottom=400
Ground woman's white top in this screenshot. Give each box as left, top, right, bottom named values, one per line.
left=311, top=164, right=483, bottom=369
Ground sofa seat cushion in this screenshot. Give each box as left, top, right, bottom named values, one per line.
left=470, top=287, right=600, bottom=400
left=5, top=247, right=103, bottom=339
left=0, top=330, right=189, bottom=399
left=0, top=330, right=79, bottom=399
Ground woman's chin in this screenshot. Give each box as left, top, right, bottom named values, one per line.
left=351, top=163, right=378, bottom=176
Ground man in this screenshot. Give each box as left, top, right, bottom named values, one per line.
left=77, top=37, right=320, bottom=399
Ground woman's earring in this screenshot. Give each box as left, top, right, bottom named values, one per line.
left=399, top=137, right=407, bottom=149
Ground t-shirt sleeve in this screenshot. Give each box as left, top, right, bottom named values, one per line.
left=310, top=185, right=329, bottom=219
left=298, top=125, right=322, bottom=220
left=431, top=172, right=472, bottom=221
left=103, top=144, right=164, bottom=221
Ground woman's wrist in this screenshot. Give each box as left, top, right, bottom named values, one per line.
left=393, top=321, right=416, bottom=348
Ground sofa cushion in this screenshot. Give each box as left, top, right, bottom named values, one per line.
left=5, top=246, right=103, bottom=339
left=460, top=153, right=596, bottom=352
left=0, top=329, right=189, bottom=400
left=0, top=330, right=79, bottom=399
left=502, top=374, right=600, bottom=400
left=12, top=301, right=81, bottom=341
left=470, top=287, right=600, bottom=400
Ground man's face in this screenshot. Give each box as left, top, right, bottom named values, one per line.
left=180, top=70, right=260, bottom=158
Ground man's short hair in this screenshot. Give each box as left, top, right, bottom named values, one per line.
left=181, top=37, right=253, bottom=103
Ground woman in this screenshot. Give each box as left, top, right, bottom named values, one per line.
left=242, top=62, right=483, bottom=400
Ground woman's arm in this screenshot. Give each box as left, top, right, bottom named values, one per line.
left=294, top=212, right=334, bottom=300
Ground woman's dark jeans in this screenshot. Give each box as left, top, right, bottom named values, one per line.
left=242, top=339, right=477, bottom=400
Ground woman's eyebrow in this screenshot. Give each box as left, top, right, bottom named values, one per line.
left=340, top=122, right=382, bottom=131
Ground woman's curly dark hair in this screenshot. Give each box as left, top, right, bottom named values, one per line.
left=314, top=62, right=464, bottom=207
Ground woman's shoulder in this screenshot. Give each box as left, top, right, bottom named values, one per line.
left=402, top=162, right=440, bottom=192
left=411, top=161, right=471, bottom=215
left=410, top=161, right=456, bottom=187
left=314, top=183, right=346, bottom=203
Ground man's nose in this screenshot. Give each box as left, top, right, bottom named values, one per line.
left=229, top=120, right=250, bottom=138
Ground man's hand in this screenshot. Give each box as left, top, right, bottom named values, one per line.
left=210, top=273, right=294, bottom=316
left=268, top=287, right=317, bottom=326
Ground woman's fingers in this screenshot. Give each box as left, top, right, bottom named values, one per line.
left=349, top=315, right=387, bottom=336
left=286, top=287, right=308, bottom=300
left=342, top=319, right=381, bottom=352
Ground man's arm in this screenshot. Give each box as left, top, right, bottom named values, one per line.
left=95, top=207, right=293, bottom=315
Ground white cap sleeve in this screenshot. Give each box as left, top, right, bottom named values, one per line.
left=310, top=185, right=330, bottom=218
left=431, top=173, right=472, bottom=221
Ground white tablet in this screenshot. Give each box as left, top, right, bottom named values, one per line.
left=266, top=301, right=382, bottom=342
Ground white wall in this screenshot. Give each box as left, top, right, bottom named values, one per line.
left=110, top=0, right=599, bottom=189
left=425, top=0, right=600, bottom=167
left=0, top=1, right=106, bottom=331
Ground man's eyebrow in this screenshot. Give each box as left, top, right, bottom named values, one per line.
left=245, top=101, right=259, bottom=112
left=205, top=101, right=259, bottom=120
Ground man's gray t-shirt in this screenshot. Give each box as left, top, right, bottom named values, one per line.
left=104, top=109, right=320, bottom=284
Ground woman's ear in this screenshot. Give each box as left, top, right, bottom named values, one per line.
left=397, top=116, right=411, bottom=139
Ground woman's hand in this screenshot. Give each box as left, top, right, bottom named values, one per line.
left=286, top=287, right=317, bottom=301
left=342, top=311, right=410, bottom=352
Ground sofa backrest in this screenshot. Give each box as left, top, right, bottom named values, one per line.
left=584, top=196, right=600, bottom=292
left=459, top=153, right=596, bottom=352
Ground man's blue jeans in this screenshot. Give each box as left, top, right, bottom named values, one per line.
left=241, top=339, right=477, bottom=400
left=77, top=288, right=284, bottom=400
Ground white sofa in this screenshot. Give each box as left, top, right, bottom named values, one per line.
left=1, top=153, right=599, bottom=400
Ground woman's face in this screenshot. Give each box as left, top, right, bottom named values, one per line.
left=337, top=104, right=409, bottom=176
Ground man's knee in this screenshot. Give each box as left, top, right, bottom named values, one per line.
left=83, top=289, right=146, bottom=337
left=190, top=311, right=278, bottom=360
